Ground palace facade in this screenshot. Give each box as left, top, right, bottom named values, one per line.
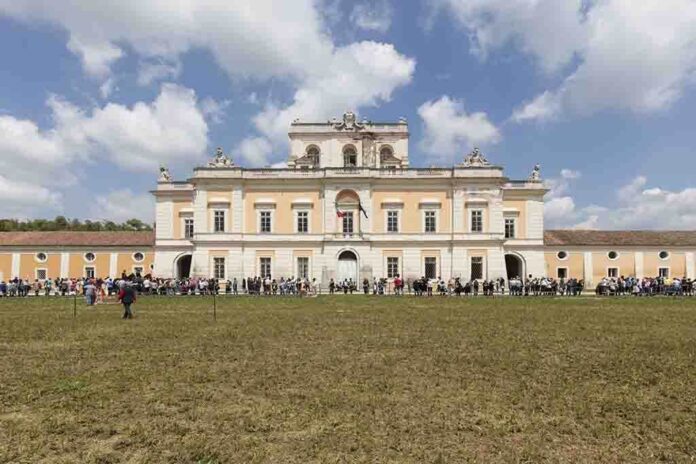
left=1, top=112, right=695, bottom=287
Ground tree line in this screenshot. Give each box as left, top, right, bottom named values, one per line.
left=0, top=216, right=153, bottom=232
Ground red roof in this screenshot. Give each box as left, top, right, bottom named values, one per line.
left=0, top=231, right=155, bottom=247
left=544, top=230, right=696, bottom=247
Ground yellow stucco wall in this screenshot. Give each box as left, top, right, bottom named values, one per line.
left=243, top=191, right=321, bottom=234
left=644, top=251, right=685, bottom=278
left=19, top=252, right=61, bottom=280
left=372, top=190, right=451, bottom=233
left=503, top=200, right=527, bottom=239
left=544, top=252, right=584, bottom=279
left=592, top=251, right=635, bottom=282
left=172, top=200, right=194, bottom=239
left=0, top=254, right=11, bottom=280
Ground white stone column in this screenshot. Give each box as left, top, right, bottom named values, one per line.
left=193, top=189, right=208, bottom=233
left=583, top=251, right=593, bottom=288
left=686, top=252, right=695, bottom=279
left=487, top=246, right=506, bottom=280
left=11, top=253, right=20, bottom=278
left=635, top=251, right=644, bottom=279
left=526, top=199, right=544, bottom=240
left=232, top=185, right=243, bottom=233
left=453, top=190, right=465, bottom=232
left=60, top=252, right=69, bottom=278
left=109, top=252, right=118, bottom=277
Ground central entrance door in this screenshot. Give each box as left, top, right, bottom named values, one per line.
left=337, top=250, right=358, bottom=283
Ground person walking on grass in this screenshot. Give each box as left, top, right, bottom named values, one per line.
left=118, top=282, right=137, bottom=320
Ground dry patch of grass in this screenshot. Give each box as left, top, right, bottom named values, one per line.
left=1, top=296, right=696, bottom=463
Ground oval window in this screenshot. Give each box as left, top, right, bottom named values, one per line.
left=607, top=251, right=619, bottom=260
left=84, top=252, right=96, bottom=262
left=133, top=252, right=145, bottom=262
left=36, top=252, right=47, bottom=263
left=556, top=251, right=568, bottom=260
left=659, top=251, right=670, bottom=260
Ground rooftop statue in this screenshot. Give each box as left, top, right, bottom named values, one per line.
left=529, top=164, right=542, bottom=181
left=460, top=147, right=490, bottom=167
left=207, top=147, right=234, bottom=168
left=158, top=165, right=172, bottom=183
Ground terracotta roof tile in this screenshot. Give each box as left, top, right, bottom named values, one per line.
left=0, top=231, right=154, bottom=247
left=544, top=230, right=696, bottom=247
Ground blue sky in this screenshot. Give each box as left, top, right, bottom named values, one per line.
left=0, top=0, right=695, bottom=229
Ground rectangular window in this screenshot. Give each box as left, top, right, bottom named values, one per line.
left=424, top=210, right=436, bottom=233
left=658, top=267, right=669, bottom=278
left=557, top=267, right=568, bottom=279
left=214, top=210, right=225, bottom=233
left=471, top=210, right=483, bottom=233
left=260, top=257, right=272, bottom=278
left=296, top=211, right=309, bottom=233
left=424, top=257, right=437, bottom=279
left=470, top=257, right=483, bottom=280
left=387, top=257, right=399, bottom=278
left=260, top=211, right=272, bottom=233
left=504, top=218, right=516, bottom=239
left=36, top=269, right=47, bottom=280
left=184, top=218, right=194, bottom=239
left=213, top=257, right=225, bottom=279
left=607, top=267, right=619, bottom=278
left=297, top=257, right=309, bottom=279
left=343, top=212, right=354, bottom=234
left=387, top=211, right=399, bottom=233
left=85, top=266, right=95, bottom=279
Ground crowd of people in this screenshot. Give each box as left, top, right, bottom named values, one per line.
left=596, top=276, right=695, bottom=296
left=1, top=273, right=694, bottom=299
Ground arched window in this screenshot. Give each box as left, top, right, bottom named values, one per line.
left=343, top=145, right=357, bottom=168
left=306, top=145, right=320, bottom=167
left=380, top=145, right=393, bottom=161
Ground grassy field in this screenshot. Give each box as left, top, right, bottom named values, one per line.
left=1, top=296, right=696, bottom=463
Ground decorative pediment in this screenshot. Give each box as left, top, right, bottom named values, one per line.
left=459, top=148, right=490, bottom=167
left=332, top=111, right=365, bottom=131
left=207, top=147, right=235, bottom=168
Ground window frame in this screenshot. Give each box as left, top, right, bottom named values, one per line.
left=84, top=252, right=96, bottom=263
left=470, top=209, right=484, bottom=233
left=556, top=251, right=569, bottom=260
left=658, top=250, right=670, bottom=260
left=213, top=209, right=226, bottom=233
left=296, top=210, right=309, bottom=234
left=259, top=210, right=273, bottom=234
left=423, top=210, right=437, bottom=233
left=259, top=257, right=272, bottom=278
left=35, top=252, right=48, bottom=263
left=470, top=256, right=484, bottom=281
left=132, top=252, right=145, bottom=263
left=607, top=267, right=619, bottom=278
left=424, top=256, right=438, bottom=280
left=342, top=211, right=355, bottom=235
left=213, top=257, right=226, bottom=279
left=296, top=256, right=310, bottom=279
left=183, top=217, right=194, bottom=239
left=658, top=267, right=670, bottom=278
left=343, top=145, right=358, bottom=168
left=504, top=217, right=516, bottom=239
left=607, top=250, right=619, bottom=261
left=557, top=267, right=568, bottom=279
left=386, top=210, right=399, bottom=233
left=84, top=266, right=96, bottom=279
left=386, top=256, right=400, bottom=278
left=36, top=268, right=48, bottom=280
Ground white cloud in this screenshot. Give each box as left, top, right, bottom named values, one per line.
left=544, top=171, right=696, bottom=230
left=417, top=95, right=500, bottom=162
left=90, top=189, right=154, bottom=223
left=137, top=59, right=182, bottom=87
left=350, top=0, right=393, bottom=33
left=200, top=97, right=231, bottom=125
left=233, top=137, right=273, bottom=167
left=0, top=176, right=62, bottom=217
left=0, top=84, right=210, bottom=217
left=428, top=0, right=587, bottom=74
left=0, top=1, right=334, bottom=82
left=431, top=0, right=696, bottom=121
left=250, top=41, right=415, bottom=162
